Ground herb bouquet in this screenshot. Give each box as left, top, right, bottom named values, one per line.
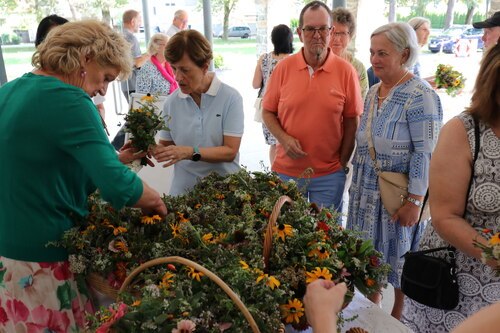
left=57, top=169, right=390, bottom=332
left=435, top=64, right=466, bottom=97
left=124, top=94, right=168, bottom=166
left=473, top=229, right=500, bottom=276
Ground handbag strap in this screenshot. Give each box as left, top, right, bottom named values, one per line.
left=365, top=94, right=382, bottom=174
left=409, top=114, right=481, bottom=256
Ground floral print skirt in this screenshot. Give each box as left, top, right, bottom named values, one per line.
left=0, top=256, right=93, bottom=332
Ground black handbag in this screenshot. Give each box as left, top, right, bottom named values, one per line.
left=401, top=246, right=458, bottom=309
left=401, top=114, right=480, bottom=310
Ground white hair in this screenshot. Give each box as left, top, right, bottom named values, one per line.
left=147, top=33, right=169, bottom=55
left=407, top=17, right=431, bottom=31
left=371, top=22, right=419, bottom=69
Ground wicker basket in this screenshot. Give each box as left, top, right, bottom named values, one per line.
left=263, top=195, right=293, bottom=271
left=87, top=272, right=120, bottom=301
left=118, top=256, right=261, bottom=333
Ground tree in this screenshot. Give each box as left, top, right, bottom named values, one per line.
left=200, top=0, right=239, bottom=40
left=464, top=0, right=480, bottom=24
left=388, top=0, right=396, bottom=22
left=444, top=0, right=456, bottom=28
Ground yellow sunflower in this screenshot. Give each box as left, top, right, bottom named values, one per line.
left=140, top=94, right=155, bottom=103
left=202, top=233, right=216, bottom=244
left=141, top=215, right=162, bottom=225
left=187, top=267, right=204, bottom=282
left=159, top=271, right=175, bottom=289
left=273, top=224, right=294, bottom=242
left=489, top=233, right=500, bottom=246
left=308, top=244, right=330, bottom=260
left=306, top=267, right=332, bottom=283
left=113, top=226, right=127, bottom=235
left=176, top=212, right=190, bottom=223
left=239, top=261, right=249, bottom=270
left=256, top=273, right=281, bottom=290
left=194, top=203, right=202, bottom=209
left=169, top=223, right=181, bottom=238
left=280, top=298, right=305, bottom=324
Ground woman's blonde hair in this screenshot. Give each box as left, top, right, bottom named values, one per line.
left=32, top=20, right=132, bottom=80
left=148, top=33, right=169, bottom=56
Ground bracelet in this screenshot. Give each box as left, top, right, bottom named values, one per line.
left=405, top=196, right=423, bottom=208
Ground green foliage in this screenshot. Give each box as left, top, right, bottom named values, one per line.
left=213, top=53, right=224, bottom=69
left=290, top=18, right=299, bottom=30
left=435, top=64, right=465, bottom=97
left=0, top=33, right=20, bottom=45
left=397, top=12, right=486, bottom=29
left=60, top=169, right=390, bottom=332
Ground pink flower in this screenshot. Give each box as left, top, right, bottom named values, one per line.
left=96, top=302, right=129, bottom=333
left=172, top=319, right=196, bottom=333
left=25, top=305, right=70, bottom=333
left=5, top=299, right=29, bottom=323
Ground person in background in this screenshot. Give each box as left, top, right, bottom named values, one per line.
left=0, top=20, right=167, bottom=332
left=368, top=16, right=433, bottom=88
left=347, top=22, right=442, bottom=319
left=330, top=7, right=368, bottom=99
left=120, top=9, right=150, bottom=100
left=252, top=24, right=294, bottom=165
left=136, top=33, right=178, bottom=96
left=402, top=36, right=500, bottom=333
left=153, top=30, right=244, bottom=196
left=262, top=1, right=362, bottom=213
left=473, top=11, right=500, bottom=50
left=166, top=9, right=189, bottom=37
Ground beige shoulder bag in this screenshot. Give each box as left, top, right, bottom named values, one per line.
left=365, top=96, right=429, bottom=219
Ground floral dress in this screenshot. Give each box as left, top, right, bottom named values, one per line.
left=402, top=112, right=500, bottom=332
left=346, top=77, right=442, bottom=288
left=260, top=52, right=281, bottom=145
left=0, top=257, right=93, bottom=332
left=136, top=60, right=172, bottom=96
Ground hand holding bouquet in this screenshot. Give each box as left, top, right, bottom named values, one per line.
left=473, top=229, right=500, bottom=275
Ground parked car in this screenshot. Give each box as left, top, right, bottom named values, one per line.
left=442, top=27, right=484, bottom=53
left=217, top=26, right=251, bottom=39
left=428, top=26, right=469, bottom=53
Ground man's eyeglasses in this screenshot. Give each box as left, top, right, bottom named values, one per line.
left=332, top=31, right=350, bottom=38
left=301, top=26, right=332, bottom=36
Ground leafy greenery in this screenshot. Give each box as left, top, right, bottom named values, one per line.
left=435, top=63, right=465, bottom=97
left=57, top=169, right=390, bottom=332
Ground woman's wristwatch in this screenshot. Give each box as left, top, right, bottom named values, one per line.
left=406, top=196, right=423, bottom=207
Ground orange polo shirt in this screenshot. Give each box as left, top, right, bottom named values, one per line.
left=262, top=48, right=363, bottom=178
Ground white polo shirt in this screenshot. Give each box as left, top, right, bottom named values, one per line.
left=159, top=73, right=244, bottom=195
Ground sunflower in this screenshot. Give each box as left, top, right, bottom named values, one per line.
left=194, top=203, right=202, bottom=209
left=159, top=271, right=175, bottom=289
left=273, top=224, right=294, bottom=242
left=305, top=267, right=332, bottom=283
left=280, top=298, right=304, bottom=324
left=187, top=267, right=204, bottom=282
left=239, top=261, right=249, bottom=270
left=308, top=244, right=330, bottom=260
left=141, top=215, right=162, bottom=225
left=112, top=226, right=128, bottom=235
left=170, top=223, right=181, bottom=238
left=489, top=233, right=500, bottom=246
left=256, top=273, right=281, bottom=290
left=140, top=93, right=155, bottom=103
left=176, top=212, right=190, bottom=223
left=202, top=233, right=216, bottom=244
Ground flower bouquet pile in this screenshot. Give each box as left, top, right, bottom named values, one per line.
left=124, top=94, right=169, bottom=166
left=57, top=169, right=390, bottom=332
left=473, top=229, right=500, bottom=276
left=434, top=64, right=466, bottom=97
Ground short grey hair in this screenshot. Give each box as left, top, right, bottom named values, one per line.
left=407, top=17, right=431, bottom=31
left=147, top=33, right=169, bottom=55
left=371, top=22, right=419, bottom=69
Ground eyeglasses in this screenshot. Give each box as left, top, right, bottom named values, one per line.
left=332, top=31, right=350, bottom=38
left=301, top=26, right=332, bottom=36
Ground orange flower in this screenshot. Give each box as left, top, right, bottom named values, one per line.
left=365, top=278, right=376, bottom=287
left=280, top=299, right=304, bottom=324
left=489, top=233, right=500, bottom=246
left=306, top=267, right=332, bottom=283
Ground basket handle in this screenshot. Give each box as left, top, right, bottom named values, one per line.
left=263, top=195, right=293, bottom=271
left=118, top=256, right=261, bottom=333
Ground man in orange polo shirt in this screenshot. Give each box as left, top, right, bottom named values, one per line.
left=262, top=1, right=362, bottom=213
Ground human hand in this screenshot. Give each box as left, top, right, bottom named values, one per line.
left=304, top=280, right=347, bottom=333
left=392, top=201, right=421, bottom=227
left=280, top=135, right=307, bottom=160
left=118, top=141, right=154, bottom=166
left=153, top=145, right=192, bottom=167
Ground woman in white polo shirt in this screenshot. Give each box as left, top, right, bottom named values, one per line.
left=153, top=29, right=244, bottom=195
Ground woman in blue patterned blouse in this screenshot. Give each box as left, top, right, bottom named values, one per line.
left=136, top=33, right=178, bottom=96
left=346, top=22, right=443, bottom=319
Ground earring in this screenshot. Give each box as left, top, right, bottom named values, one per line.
left=81, top=71, right=87, bottom=78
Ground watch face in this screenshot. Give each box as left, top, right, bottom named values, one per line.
left=192, top=153, right=201, bottom=161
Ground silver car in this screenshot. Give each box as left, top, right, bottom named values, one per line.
left=218, top=26, right=251, bottom=39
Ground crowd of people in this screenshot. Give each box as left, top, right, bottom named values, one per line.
left=0, top=1, right=498, bottom=332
